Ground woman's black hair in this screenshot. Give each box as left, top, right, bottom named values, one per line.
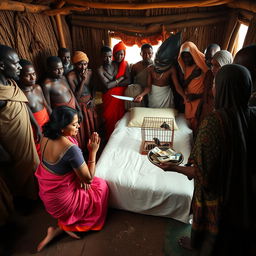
left=43, top=106, right=78, bottom=140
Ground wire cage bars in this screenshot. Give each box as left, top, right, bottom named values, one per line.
left=141, top=117, right=174, bottom=155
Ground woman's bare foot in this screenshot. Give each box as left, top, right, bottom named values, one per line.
left=37, top=226, right=63, bottom=252
left=178, top=236, right=192, bottom=250
left=65, top=230, right=81, bottom=239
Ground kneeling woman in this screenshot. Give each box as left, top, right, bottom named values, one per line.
left=35, top=106, right=109, bottom=252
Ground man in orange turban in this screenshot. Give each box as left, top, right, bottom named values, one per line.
left=67, top=50, right=98, bottom=153
left=72, top=51, right=89, bottom=64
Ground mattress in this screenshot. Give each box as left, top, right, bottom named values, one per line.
left=96, top=112, right=194, bottom=223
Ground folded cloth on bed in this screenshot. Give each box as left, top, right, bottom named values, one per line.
left=128, top=107, right=179, bottom=130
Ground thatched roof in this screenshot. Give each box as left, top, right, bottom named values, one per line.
left=1, top=0, right=256, bottom=16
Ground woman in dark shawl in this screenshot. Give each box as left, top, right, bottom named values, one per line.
left=159, top=64, right=256, bottom=255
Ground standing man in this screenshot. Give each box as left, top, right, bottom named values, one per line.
left=204, top=43, right=221, bottom=68
left=19, top=59, right=51, bottom=156
left=134, top=33, right=186, bottom=109
left=98, top=43, right=131, bottom=140
left=66, top=51, right=98, bottom=152
left=41, top=56, right=82, bottom=145
left=0, top=45, right=39, bottom=202
left=58, top=48, right=74, bottom=75
left=127, top=44, right=153, bottom=107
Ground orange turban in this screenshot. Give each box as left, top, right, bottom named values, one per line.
left=113, top=41, right=126, bottom=59
left=72, top=51, right=89, bottom=64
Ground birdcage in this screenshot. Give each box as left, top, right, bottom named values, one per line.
left=141, top=117, right=175, bottom=155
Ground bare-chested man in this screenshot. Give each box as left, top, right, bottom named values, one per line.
left=19, top=59, right=51, bottom=156
left=126, top=43, right=153, bottom=107
left=41, top=56, right=82, bottom=144
left=67, top=51, right=98, bottom=152
left=98, top=44, right=130, bottom=140
left=134, top=33, right=185, bottom=108
left=97, top=46, right=118, bottom=92
left=41, top=56, right=80, bottom=111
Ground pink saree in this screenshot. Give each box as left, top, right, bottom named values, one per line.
left=35, top=137, right=109, bottom=232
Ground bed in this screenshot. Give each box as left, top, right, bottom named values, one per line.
left=96, top=112, right=194, bottom=223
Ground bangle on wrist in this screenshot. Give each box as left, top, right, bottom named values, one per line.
left=88, top=160, right=95, bottom=164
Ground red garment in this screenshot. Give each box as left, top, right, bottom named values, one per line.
left=76, top=95, right=98, bottom=152
left=113, top=41, right=128, bottom=79
left=102, top=87, right=126, bottom=140
left=32, top=107, right=49, bottom=157
left=103, top=41, right=128, bottom=140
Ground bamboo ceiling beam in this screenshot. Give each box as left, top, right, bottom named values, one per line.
left=0, top=0, right=49, bottom=13
left=72, top=10, right=228, bottom=25
left=228, top=1, right=256, bottom=14
left=65, top=0, right=233, bottom=10
left=72, top=15, right=228, bottom=35
left=45, top=6, right=89, bottom=16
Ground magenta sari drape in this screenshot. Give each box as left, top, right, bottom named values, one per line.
left=35, top=137, right=109, bottom=232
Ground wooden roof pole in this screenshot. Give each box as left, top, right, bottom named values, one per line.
left=0, top=0, right=49, bottom=13
left=65, top=0, right=233, bottom=10
left=55, top=1, right=66, bottom=48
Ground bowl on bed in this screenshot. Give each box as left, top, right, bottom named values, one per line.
left=147, top=147, right=184, bottom=166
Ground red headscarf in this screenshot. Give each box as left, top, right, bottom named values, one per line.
left=113, top=41, right=128, bottom=79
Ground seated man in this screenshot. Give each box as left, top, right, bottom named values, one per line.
left=0, top=44, right=39, bottom=202
left=66, top=51, right=98, bottom=152
left=126, top=43, right=154, bottom=108
left=134, top=33, right=186, bottom=109
left=19, top=59, right=51, bottom=157
left=58, top=48, right=74, bottom=75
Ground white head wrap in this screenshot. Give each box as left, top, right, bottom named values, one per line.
left=213, top=50, right=233, bottom=67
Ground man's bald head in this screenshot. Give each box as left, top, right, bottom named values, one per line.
left=0, top=44, right=21, bottom=81
left=234, top=45, right=256, bottom=81
left=204, top=43, right=221, bottom=67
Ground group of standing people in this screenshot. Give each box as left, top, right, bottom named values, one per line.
left=1, top=35, right=256, bottom=255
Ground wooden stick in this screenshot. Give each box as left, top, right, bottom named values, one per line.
left=45, top=6, right=89, bottom=16
left=0, top=0, right=49, bottom=13
left=66, top=0, right=232, bottom=10
left=55, top=14, right=66, bottom=48
left=228, top=1, right=256, bottom=13
left=72, top=16, right=228, bottom=35
left=72, top=10, right=228, bottom=25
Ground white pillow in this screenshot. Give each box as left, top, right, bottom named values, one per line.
left=128, top=107, right=179, bottom=130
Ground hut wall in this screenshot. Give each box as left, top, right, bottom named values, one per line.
left=0, top=11, right=71, bottom=80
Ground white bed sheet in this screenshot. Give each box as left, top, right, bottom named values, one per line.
left=96, top=112, right=194, bottom=223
